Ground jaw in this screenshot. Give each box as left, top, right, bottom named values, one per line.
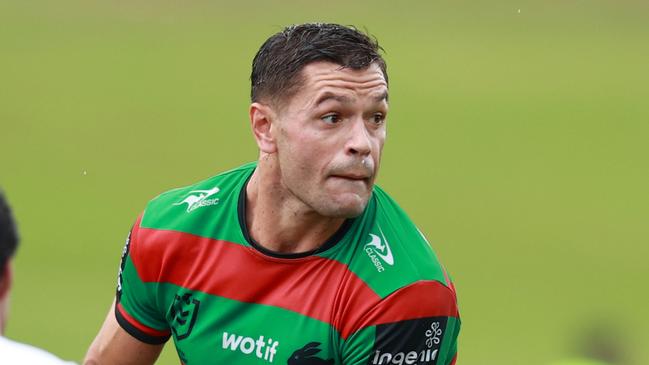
left=314, top=182, right=373, bottom=218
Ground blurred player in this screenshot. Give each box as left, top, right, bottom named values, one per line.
left=0, top=190, right=76, bottom=364
left=85, top=23, right=460, bottom=364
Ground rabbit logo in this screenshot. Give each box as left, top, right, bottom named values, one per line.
left=288, top=342, right=333, bottom=365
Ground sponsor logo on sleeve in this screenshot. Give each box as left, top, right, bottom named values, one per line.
left=369, top=317, right=448, bottom=365
left=365, top=226, right=395, bottom=273
left=222, top=331, right=279, bottom=363
left=173, top=186, right=221, bottom=213
left=116, top=230, right=132, bottom=301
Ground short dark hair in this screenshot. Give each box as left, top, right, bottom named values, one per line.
left=251, top=23, right=388, bottom=106
left=0, top=190, right=18, bottom=277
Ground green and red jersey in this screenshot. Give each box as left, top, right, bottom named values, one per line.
left=116, top=162, right=460, bottom=365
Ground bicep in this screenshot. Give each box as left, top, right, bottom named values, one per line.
left=84, top=300, right=165, bottom=365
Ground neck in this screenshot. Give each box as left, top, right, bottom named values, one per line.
left=245, top=155, right=346, bottom=255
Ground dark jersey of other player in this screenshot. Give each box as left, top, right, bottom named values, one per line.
left=115, top=162, right=460, bottom=365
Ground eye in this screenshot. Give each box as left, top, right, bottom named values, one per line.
left=321, top=113, right=341, bottom=124
left=371, top=113, right=386, bottom=125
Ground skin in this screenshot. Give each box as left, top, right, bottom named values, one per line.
left=84, top=300, right=164, bottom=365
left=247, top=61, right=388, bottom=253
left=0, top=262, right=12, bottom=335
left=84, top=61, right=388, bottom=364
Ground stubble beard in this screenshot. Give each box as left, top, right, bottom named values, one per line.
left=283, top=174, right=372, bottom=219
left=275, top=147, right=377, bottom=219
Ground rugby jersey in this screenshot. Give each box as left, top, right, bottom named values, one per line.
left=116, top=162, right=460, bottom=365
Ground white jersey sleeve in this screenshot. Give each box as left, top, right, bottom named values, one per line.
left=0, top=336, right=76, bottom=365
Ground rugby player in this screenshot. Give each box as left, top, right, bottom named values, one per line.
left=85, top=23, right=460, bottom=365
left=0, top=190, right=76, bottom=364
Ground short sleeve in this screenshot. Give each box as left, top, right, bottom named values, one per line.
left=114, top=215, right=171, bottom=344
left=341, top=281, right=460, bottom=365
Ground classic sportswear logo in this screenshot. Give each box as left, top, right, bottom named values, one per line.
left=365, top=226, right=395, bottom=272
left=222, top=331, right=279, bottom=363
left=173, top=186, right=220, bottom=212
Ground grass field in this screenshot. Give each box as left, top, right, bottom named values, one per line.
left=1, top=1, right=648, bottom=364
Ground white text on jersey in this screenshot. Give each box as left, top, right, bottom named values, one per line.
left=222, top=332, right=279, bottom=363
left=173, top=187, right=220, bottom=213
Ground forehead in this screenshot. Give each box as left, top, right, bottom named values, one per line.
left=296, top=61, right=388, bottom=100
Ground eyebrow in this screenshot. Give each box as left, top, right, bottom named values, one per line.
left=375, top=90, right=389, bottom=103
left=314, top=92, right=353, bottom=107
left=314, top=90, right=389, bottom=107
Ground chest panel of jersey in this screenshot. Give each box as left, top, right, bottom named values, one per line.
left=161, top=283, right=341, bottom=364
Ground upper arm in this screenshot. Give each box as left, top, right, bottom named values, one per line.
left=341, top=281, right=460, bottom=365
left=84, top=301, right=165, bottom=365
left=85, top=217, right=171, bottom=364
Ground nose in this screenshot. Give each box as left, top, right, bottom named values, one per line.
left=346, top=117, right=372, bottom=157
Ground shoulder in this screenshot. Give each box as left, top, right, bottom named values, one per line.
left=124, top=162, right=255, bottom=272
left=349, top=185, right=454, bottom=297
left=335, top=185, right=459, bottom=337
left=0, top=336, right=76, bottom=365
left=140, top=161, right=256, bottom=228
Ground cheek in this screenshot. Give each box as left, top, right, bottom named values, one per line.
left=279, top=132, right=325, bottom=179
left=373, top=131, right=386, bottom=159
left=290, top=130, right=333, bottom=164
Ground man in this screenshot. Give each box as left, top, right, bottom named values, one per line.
left=0, top=190, right=76, bottom=364
left=85, top=23, right=460, bottom=365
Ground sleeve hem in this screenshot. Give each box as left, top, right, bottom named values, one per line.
left=114, top=303, right=171, bottom=345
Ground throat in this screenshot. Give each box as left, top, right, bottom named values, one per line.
left=239, top=169, right=350, bottom=257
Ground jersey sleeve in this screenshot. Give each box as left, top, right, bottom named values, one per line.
left=115, top=214, right=171, bottom=344
left=341, top=280, right=460, bottom=365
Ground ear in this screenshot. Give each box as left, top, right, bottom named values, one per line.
left=0, top=261, right=12, bottom=301
left=249, top=102, right=278, bottom=154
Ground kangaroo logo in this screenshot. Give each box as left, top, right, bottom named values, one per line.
left=173, top=186, right=220, bottom=213
left=288, top=342, right=333, bottom=365
left=169, top=293, right=200, bottom=340
left=364, top=226, right=395, bottom=272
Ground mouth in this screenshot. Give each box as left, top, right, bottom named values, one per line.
left=328, top=163, right=375, bottom=185
left=329, top=174, right=371, bottom=183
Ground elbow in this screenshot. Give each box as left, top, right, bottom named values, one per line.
left=83, top=356, right=100, bottom=365
left=83, top=341, right=104, bottom=365
left=83, top=353, right=100, bottom=365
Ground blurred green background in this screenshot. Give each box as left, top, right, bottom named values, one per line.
left=1, top=0, right=647, bottom=364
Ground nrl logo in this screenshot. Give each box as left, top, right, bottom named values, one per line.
left=173, top=186, right=220, bottom=213
left=169, top=293, right=200, bottom=340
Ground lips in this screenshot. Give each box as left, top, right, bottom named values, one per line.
left=328, top=162, right=374, bottom=182
left=330, top=174, right=371, bottom=181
